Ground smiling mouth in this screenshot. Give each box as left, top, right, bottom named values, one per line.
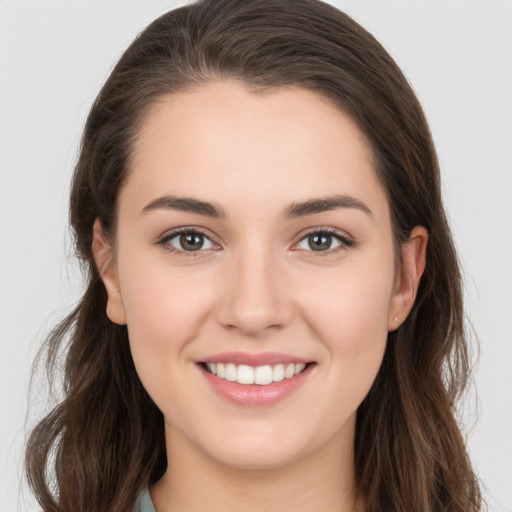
left=199, top=362, right=314, bottom=386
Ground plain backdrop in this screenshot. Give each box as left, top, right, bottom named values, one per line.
left=1, top=1, right=511, bottom=510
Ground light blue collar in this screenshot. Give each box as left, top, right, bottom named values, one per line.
left=135, top=488, right=156, bottom=512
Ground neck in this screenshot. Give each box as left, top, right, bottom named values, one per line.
left=151, top=424, right=365, bottom=512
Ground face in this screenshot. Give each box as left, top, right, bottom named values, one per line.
left=94, top=81, right=426, bottom=470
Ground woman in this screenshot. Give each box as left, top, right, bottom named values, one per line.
left=25, top=0, right=483, bottom=511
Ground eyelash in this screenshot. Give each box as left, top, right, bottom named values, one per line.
left=156, top=226, right=355, bottom=258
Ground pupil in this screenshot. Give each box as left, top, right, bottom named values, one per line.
left=309, top=234, right=331, bottom=251
left=180, top=233, right=203, bottom=251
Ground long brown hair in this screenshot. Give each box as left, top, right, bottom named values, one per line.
left=25, top=1, right=482, bottom=510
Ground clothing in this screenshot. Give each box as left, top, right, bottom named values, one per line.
left=134, top=489, right=157, bottom=512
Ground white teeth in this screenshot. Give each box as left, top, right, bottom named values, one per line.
left=206, top=362, right=217, bottom=375
left=272, top=364, right=285, bottom=382
left=254, top=365, right=273, bottom=385
left=237, top=364, right=255, bottom=384
left=204, top=361, right=309, bottom=385
left=225, top=363, right=237, bottom=382
left=295, top=363, right=306, bottom=375
left=284, top=364, right=295, bottom=379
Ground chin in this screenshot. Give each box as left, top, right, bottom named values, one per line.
left=211, top=445, right=305, bottom=471
left=197, top=425, right=325, bottom=471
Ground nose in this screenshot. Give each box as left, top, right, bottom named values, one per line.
left=215, top=244, right=293, bottom=338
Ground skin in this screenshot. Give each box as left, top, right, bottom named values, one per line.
left=93, top=81, right=427, bottom=512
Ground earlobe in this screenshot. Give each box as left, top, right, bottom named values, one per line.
left=92, top=219, right=127, bottom=325
left=388, top=226, right=428, bottom=331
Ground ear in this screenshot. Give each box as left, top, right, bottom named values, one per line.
left=92, top=218, right=127, bottom=325
left=388, top=226, right=428, bottom=331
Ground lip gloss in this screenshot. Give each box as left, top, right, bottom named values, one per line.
left=198, top=363, right=314, bottom=406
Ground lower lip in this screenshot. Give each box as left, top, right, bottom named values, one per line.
left=199, top=364, right=315, bottom=406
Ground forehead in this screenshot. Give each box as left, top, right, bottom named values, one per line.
left=122, top=80, right=388, bottom=221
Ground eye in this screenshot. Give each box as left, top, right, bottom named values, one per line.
left=295, top=228, right=354, bottom=254
left=158, top=228, right=218, bottom=255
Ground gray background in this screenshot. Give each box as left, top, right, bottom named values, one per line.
left=1, top=1, right=511, bottom=510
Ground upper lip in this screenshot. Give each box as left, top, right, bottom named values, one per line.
left=198, top=351, right=313, bottom=366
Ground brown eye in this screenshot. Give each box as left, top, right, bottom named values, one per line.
left=180, top=233, right=205, bottom=251
left=295, top=229, right=354, bottom=254
left=307, top=233, right=335, bottom=251
left=163, top=230, right=216, bottom=253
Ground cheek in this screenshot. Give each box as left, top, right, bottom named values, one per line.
left=115, top=244, right=214, bottom=370
left=118, top=257, right=220, bottom=423
left=300, top=254, right=394, bottom=339
left=297, top=252, right=395, bottom=393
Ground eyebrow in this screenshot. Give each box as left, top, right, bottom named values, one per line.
left=141, top=195, right=227, bottom=218
left=281, top=194, right=372, bottom=219
left=141, top=193, right=372, bottom=219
